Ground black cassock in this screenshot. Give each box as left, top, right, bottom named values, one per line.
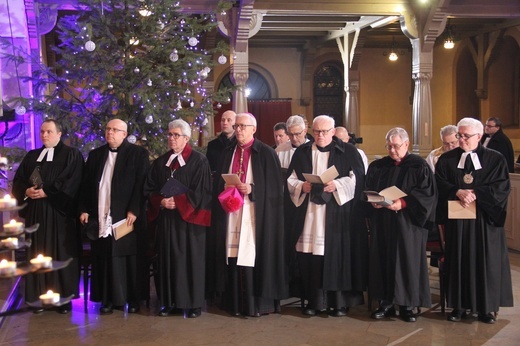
left=436, top=145, right=513, bottom=313
left=144, top=145, right=212, bottom=309
left=12, top=141, right=84, bottom=302
left=365, top=153, right=436, bottom=308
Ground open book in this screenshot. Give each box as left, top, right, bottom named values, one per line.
left=364, top=186, right=407, bottom=206
left=302, top=165, right=339, bottom=184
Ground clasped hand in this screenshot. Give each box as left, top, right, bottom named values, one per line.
left=161, top=197, right=177, bottom=210
left=302, top=181, right=336, bottom=194
left=456, top=189, right=476, bottom=208
left=26, top=186, right=46, bottom=200
left=224, top=183, right=251, bottom=195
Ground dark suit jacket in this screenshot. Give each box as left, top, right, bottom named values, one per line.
left=481, top=128, right=515, bottom=173
left=79, top=140, right=150, bottom=256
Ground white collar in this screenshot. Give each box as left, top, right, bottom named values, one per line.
left=36, top=147, right=55, bottom=162
left=457, top=151, right=482, bottom=170
left=165, top=152, right=186, bottom=168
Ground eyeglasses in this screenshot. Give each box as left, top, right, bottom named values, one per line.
left=312, top=128, right=333, bottom=136
left=166, top=133, right=186, bottom=139
left=385, top=142, right=406, bottom=151
left=455, top=133, right=478, bottom=140
left=232, top=124, right=255, bottom=130
left=106, top=127, right=126, bottom=133
left=485, top=124, right=497, bottom=128
left=288, top=130, right=304, bottom=137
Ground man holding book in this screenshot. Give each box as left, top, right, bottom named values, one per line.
left=364, top=127, right=436, bottom=322
left=286, top=115, right=366, bottom=317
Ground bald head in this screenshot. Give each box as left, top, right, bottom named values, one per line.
left=335, top=126, right=350, bottom=142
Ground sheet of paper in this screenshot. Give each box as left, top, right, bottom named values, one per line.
left=448, top=200, right=476, bottom=219
left=222, top=174, right=242, bottom=185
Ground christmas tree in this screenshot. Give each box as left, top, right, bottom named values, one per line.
left=5, top=0, right=232, bottom=157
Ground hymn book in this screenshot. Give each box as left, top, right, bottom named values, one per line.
left=221, top=174, right=242, bottom=185
left=160, top=178, right=188, bottom=198
left=364, top=186, right=407, bottom=207
left=448, top=200, right=476, bottom=219
left=112, top=219, right=134, bottom=240
left=302, top=165, right=339, bottom=184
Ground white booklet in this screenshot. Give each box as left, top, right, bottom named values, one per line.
left=364, top=186, right=407, bottom=206
left=302, top=165, right=339, bottom=184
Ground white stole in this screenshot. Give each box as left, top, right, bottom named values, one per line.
left=98, top=151, right=117, bottom=238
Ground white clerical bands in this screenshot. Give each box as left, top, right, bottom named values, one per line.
left=457, top=151, right=482, bottom=170
left=165, top=153, right=186, bottom=167
left=36, top=147, right=55, bottom=162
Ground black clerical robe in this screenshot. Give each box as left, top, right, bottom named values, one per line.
left=480, top=128, right=515, bottom=173
left=436, top=145, right=513, bottom=313
left=210, top=138, right=287, bottom=308
left=12, top=140, right=84, bottom=302
left=206, top=133, right=235, bottom=175
left=144, top=145, right=212, bottom=309
left=79, top=140, right=149, bottom=306
left=286, top=139, right=367, bottom=293
left=365, top=153, right=436, bottom=308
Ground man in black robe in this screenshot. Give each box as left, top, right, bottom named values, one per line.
left=144, top=119, right=212, bottom=318
left=206, top=110, right=236, bottom=176
left=286, top=115, right=366, bottom=317
left=480, top=117, right=515, bottom=173
left=365, top=127, right=436, bottom=322
left=79, top=118, right=149, bottom=315
left=436, top=117, right=513, bottom=324
left=13, top=119, right=84, bottom=314
left=210, top=112, right=287, bottom=317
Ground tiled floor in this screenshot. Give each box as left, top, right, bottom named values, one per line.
left=1, top=252, right=520, bottom=345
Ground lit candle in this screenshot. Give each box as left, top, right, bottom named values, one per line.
left=0, top=195, right=17, bottom=209
left=39, top=290, right=60, bottom=305
left=0, top=259, right=16, bottom=275
left=30, top=254, right=53, bottom=269
left=3, top=220, right=24, bottom=234
left=1, top=237, right=19, bottom=249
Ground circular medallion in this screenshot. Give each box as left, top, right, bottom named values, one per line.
left=463, top=173, right=473, bottom=184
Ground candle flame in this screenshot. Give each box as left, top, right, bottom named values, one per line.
left=0, top=259, right=7, bottom=265
left=9, top=220, right=16, bottom=225
left=3, top=195, right=11, bottom=201
left=37, top=254, right=43, bottom=259
left=47, top=290, right=53, bottom=295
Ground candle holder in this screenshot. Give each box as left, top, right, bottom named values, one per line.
left=0, top=259, right=16, bottom=275
left=39, top=290, right=60, bottom=305
left=30, top=254, right=53, bottom=269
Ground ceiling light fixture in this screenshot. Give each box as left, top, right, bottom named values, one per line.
left=383, top=37, right=404, bottom=62
left=443, top=21, right=455, bottom=49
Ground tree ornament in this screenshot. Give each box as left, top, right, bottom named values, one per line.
left=134, top=66, right=140, bottom=73
left=145, top=114, right=154, bottom=124
left=147, top=79, right=153, bottom=86
left=188, top=36, right=198, bottom=46
left=216, top=103, right=222, bottom=109
left=169, top=52, right=179, bottom=62
left=190, top=101, right=195, bottom=107
left=127, top=135, right=137, bottom=144
left=218, top=54, right=227, bottom=65
left=200, top=70, right=208, bottom=79
left=85, top=40, right=96, bottom=51
left=15, top=106, right=27, bottom=115
left=107, top=83, right=113, bottom=89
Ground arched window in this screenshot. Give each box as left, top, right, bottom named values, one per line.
left=218, top=69, right=271, bottom=99
left=313, top=63, right=344, bottom=126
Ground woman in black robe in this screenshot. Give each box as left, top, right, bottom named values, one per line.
left=144, top=119, right=212, bottom=318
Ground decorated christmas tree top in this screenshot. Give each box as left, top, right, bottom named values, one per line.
left=10, top=0, right=232, bottom=158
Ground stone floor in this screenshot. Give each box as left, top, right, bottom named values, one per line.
left=0, top=252, right=519, bottom=345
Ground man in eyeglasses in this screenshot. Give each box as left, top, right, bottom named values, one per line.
left=365, top=127, right=437, bottom=322
left=425, top=124, right=459, bottom=173
left=210, top=112, right=287, bottom=317
left=436, top=117, right=513, bottom=324
left=275, top=115, right=310, bottom=171
left=79, top=118, right=150, bottom=315
left=480, top=117, right=515, bottom=173
left=286, top=115, right=366, bottom=317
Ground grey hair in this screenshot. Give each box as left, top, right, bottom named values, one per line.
left=286, top=115, right=305, bottom=129
left=313, top=115, right=335, bottom=128
left=440, top=125, right=457, bottom=139
left=236, top=112, right=257, bottom=127
left=168, top=119, right=191, bottom=138
left=457, top=117, right=484, bottom=135
left=385, top=127, right=409, bottom=143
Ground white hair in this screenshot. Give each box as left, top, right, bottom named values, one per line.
left=457, top=117, right=484, bottom=135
